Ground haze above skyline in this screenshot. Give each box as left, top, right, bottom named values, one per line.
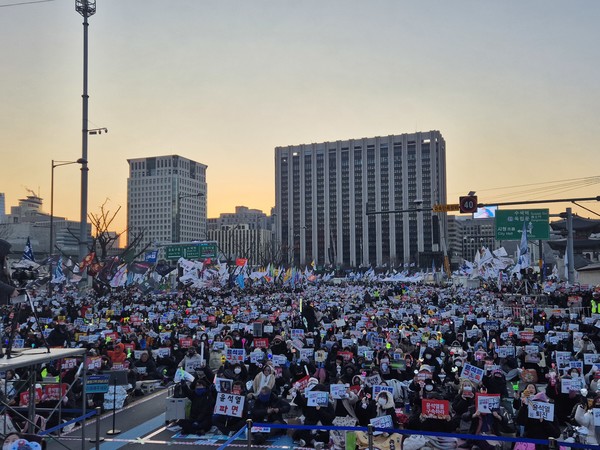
left=2, top=0, right=599, bottom=235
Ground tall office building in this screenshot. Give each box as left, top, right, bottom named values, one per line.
left=127, top=155, right=207, bottom=254
left=275, top=131, right=447, bottom=268
left=0, top=193, right=6, bottom=223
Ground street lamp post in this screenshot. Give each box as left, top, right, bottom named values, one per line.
left=50, top=159, right=87, bottom=256
left=76, top=0, right=96, bottom=263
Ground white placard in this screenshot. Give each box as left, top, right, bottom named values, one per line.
left=330, top=384, right=348, bottom=399
left=214, top=393, right=245, bottom=417
left=307, top=391, right=329, bottom=407
left=528, top=401, right=554, bottom=421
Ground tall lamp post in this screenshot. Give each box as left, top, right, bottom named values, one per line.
left=175, top=192, right=204, bottom=243
left=76, top=0, right=96, bottom=263
left=50, top=159, right=87, bottom=256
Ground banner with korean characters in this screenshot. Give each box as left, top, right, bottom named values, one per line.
left=214, top=393, right=245, bottom=417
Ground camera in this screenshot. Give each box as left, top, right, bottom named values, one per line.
left=12, top=268, right=39, bottom=287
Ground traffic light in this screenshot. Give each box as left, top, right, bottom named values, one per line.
left=459, top=195, right=478, bottom=214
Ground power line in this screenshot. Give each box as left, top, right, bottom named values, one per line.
left=0, top=0, right=54, bottom=8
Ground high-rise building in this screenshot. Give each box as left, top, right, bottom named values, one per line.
left=275, top=131, right=447, bottom=268
left=127, top=155, right=207, bottom=254
left=206, top=206, right=273, bottom=266
left=207, top=206, right=270, bottom=231
left=0, top=193, right=6, bottom=223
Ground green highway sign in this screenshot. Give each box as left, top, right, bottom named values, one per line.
left=164, top=242, right=218, bottom=260
left=495, top=209, right=550, bottom=240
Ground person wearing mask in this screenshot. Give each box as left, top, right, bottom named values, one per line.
left=179, top=347, right=204, bottom=372
left=249, top=386, right=290, bottom=445
left=573, top=391, right=600, bottom=445
left=515, top=392, right=560, bottom=449
left=292, top=383, right=335, bottom=448
left=177, top=378, right=215, bottom=435
left=212, top=381, right=248, bottom=436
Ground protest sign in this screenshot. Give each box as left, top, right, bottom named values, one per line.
left=330, top=384, right=348, bottom=400
left=369, top=415, right=393, bottom=435
left=372, top=385, right=394, bottom=398
left=460, top=363, right=484, bottom=384
left=214, top=393, right=245, bottom=417
left=422, top=399, right=449, bottom=418
left=307, top=391, right=329, bottom=407
left=475, top=393, right=500, bottom=414
left=528, top=401, right=554, bottom=421
left=226, top=348, right=246, bottom=363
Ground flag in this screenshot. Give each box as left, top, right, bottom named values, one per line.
left=23, top=237, right=35, bottom=261
left=80, top=252, right=96, bottom=270
left=145, top=250, right=158, bottom=263
left=51, top=257, right=66, bottom=284
left=235, top=258, right=248, bottom=267
left=155, top=262, right=176, bottom=277
left=311, top=260, right=316, bottom=269
left=518, top=221, right=530, bottom=269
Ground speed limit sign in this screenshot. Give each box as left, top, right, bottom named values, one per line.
left=459, top=196, right=478, bottom=214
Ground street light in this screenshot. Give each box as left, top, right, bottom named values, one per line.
left=175, top=192, right=204, bottom=243
left=50, top=159, right=87, bottom=255
left=76, top=0, right=97, bottom=263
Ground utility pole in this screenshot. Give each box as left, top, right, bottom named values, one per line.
left=566, top=207, right=575, bottom=284
left=76, top=0, right=96, bottom=264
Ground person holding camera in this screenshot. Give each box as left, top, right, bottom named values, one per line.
left=0, top=239, right=18, bottom=306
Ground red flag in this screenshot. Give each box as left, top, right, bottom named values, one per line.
left=235, top=258, right=247, bottom=267
left=80, top=252, right=96, bottom=269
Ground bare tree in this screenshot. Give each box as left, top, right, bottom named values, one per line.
left=88, top=199, right=124, bottom=260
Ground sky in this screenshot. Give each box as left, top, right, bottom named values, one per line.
left=1, top=0, right=600, bottom=236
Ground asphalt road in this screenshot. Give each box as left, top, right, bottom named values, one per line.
left=44, top=387, right=250, bottom=450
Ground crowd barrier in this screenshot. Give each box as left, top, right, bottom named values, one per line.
left=242, top=420, right=600, bottom=450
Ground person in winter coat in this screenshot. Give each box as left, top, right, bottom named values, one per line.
left=573, top=393, right=600, bottom=446
left=177, top=378, right=216, bottom=435
left=252, top=364, right=276, bottom=396
left=107, top=343, right=128, bottom=365
left=293, top=384, right=336, bottom=447
left=249, top=386, right=290, bottom=444
left=516, top=392, right=560, bottom=450
left=332, top=384, right=359, bottom=421
left=451, top=380, right=476, bottom=432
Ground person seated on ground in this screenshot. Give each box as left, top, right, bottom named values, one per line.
left=133, top=350, right=160, bottom=381
left=249, top=386, right=290, bottom=445
left=516, top=392, right=560, bottom=446
left=176, top=378, right=215, bottom=436
left=252, top=364, right=276, bottom=397
left=212, top=380, right=248, bottom=436
left=107, top=343, right=127, bottom=365
left=292, top=383, right=335, bottom=448
left=178, top=347, right=204, bottom=373
left=573, top=390, right=600, bottom=446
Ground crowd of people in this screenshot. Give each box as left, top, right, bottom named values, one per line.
left=1, top=238, right=600, bottom=450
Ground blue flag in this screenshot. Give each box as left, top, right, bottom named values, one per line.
left=23, top=237, right=35, bottom=262
left=52, top=257, right=66, bottom=284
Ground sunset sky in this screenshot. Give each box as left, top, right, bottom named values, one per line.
left=1, top=0, right=599, bottom=235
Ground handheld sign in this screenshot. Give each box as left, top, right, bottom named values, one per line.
left=476, top=393, right=500, bottom=414
left=528, top=401, right=554, bottom=421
